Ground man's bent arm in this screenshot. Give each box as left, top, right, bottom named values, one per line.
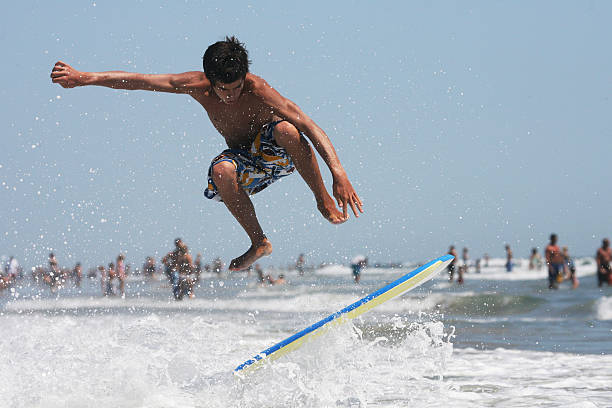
left=51, top=61, right=208, bottom=94
left=254, top=80, right=345, bottom=177
left=254, top=78, right=363, bottom=217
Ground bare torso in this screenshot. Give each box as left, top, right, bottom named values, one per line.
left=191, top=74, right=281, bottom=149
left=597, top=247, right=612, bottom=266
left=546, top=245, right=564, bottom=264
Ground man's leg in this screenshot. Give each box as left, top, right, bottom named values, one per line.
left=273, top=121, right=346, bottom=224
left=212, top=161, right=272, bottom=270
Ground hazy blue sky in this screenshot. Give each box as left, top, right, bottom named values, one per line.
left=1, top=1, right=610, bottom=269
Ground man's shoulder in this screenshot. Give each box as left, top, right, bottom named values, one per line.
left=246, top=73, right=276, bottom=95
left=246, top=72, right=265, bottom=85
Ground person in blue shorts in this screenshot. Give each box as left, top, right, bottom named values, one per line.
left=51, top=36, right=363, bottom=271
left=545, top=234, right=564, bottom=289
left=505, top=244, right=513, bottom=272
left=351, top=256, right=367, bottom=284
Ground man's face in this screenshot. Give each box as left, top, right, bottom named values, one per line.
left=212, top=78, right=245, bottom=104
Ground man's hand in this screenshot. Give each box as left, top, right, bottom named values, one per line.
left=51, top=61, right=86, bottom=88
left=333, top=173, right=363, bottom=220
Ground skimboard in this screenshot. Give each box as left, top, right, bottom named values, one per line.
left=234, top=253, right=453, bottom=374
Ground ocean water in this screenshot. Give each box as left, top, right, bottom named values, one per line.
left=1, top=258, right=611, bottom=407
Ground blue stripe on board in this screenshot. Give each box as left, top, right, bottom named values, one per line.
left=234, top=254, right=452, bottom=372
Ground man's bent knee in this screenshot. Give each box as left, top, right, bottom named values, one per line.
left=273, top=121, right=302, bottom=148
left=211, top=161, right=237, bottom=186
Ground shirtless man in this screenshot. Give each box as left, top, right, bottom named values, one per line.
left=596, top=238, right=612, bottom=287
left=162, top=238, right=195, bottom=300
left=51, top=36, right=363, bottom=271
left=545, top=234, right=565, bottom=289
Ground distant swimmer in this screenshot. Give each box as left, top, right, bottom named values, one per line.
left=447, top=246, right=458, bottom=282
left=296, top=253, right=306, bottom=276
left=116, top=254, right=126, bottom=298
left=97, top=265, right=107, bottom=295
left=273, top=274, right=287, bottom=285
left=162, top=238, right=196, bottom=300
left=505, top=244, right=513, bottom=272
left=143, top=256, right=156, bottom=279
left=45, top=252, right=62, bottom=291
left=254, top=263, right=285, bottom=286
left=529, top=248, right=543, bottom=270
left=457, top=247, right=469, bottom=284
left=177, top=243, right=197, bottom=299
left=596, top=238, right=612, bottom=287
left=72, top=262, right=83, bottom=288
left=194, top=253, right=203, bottom=282
left=104, top=262, right=116, bottom=296
left=545, top=234, right=565, bottom=289
left=0, top=256, right=18, bottom=290
left=562, top=246, right=579, bottom=289
left=212, top=257, right=224, bottom=275
left=351, top=256, right=367, bottom=284
left=51, top=36, right=362, bottom=272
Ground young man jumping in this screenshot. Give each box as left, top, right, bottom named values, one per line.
left=51, top=36, right=363, bottom=271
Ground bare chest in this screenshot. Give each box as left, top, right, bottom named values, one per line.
left=599, top=249, right=612, bottom=263
left=195, top=94, right=276, bottom=148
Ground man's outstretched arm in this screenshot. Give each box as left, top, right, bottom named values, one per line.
left=50, top=61, right=208, bottom=94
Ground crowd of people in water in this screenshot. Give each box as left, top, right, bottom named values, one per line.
left=445, top=234, right=612, bottom=289
left=1, top=234, right=611, bottom=298
left=0, top=238, right=295, bottom=300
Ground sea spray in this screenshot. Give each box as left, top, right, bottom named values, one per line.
left=230, top=315, right=453, bottom=407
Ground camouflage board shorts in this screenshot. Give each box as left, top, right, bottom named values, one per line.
left=204, top=120, right=296, bottom=201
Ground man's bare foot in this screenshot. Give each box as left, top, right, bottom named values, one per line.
left=229, top=238, right=273, bottom=271
left=317, top=197, right=347, bottom=224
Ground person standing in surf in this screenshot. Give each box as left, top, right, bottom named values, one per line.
left=561, top=246, right=579, bottom=289
left=596, top=238, right=612, bottom=287
left=296, top=253, right=306, bottom=276
left=51, top=36, right=363, bottom=271
left=446, top=245, right=458, bottom=282
left=116, top=254, right=127, bottom=298
left=545, top=234, right=565, bottom=289
left=505, top=244, right=513, bottom=272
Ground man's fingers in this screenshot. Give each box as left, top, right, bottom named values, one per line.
left=342, top=198, right=348, bottom=220
left=354, top=194, right=364, bottom=213
left=349, top=198, right=359, bottom=218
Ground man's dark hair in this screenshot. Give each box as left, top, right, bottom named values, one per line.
left=203, top=36, right=250, bottom=85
